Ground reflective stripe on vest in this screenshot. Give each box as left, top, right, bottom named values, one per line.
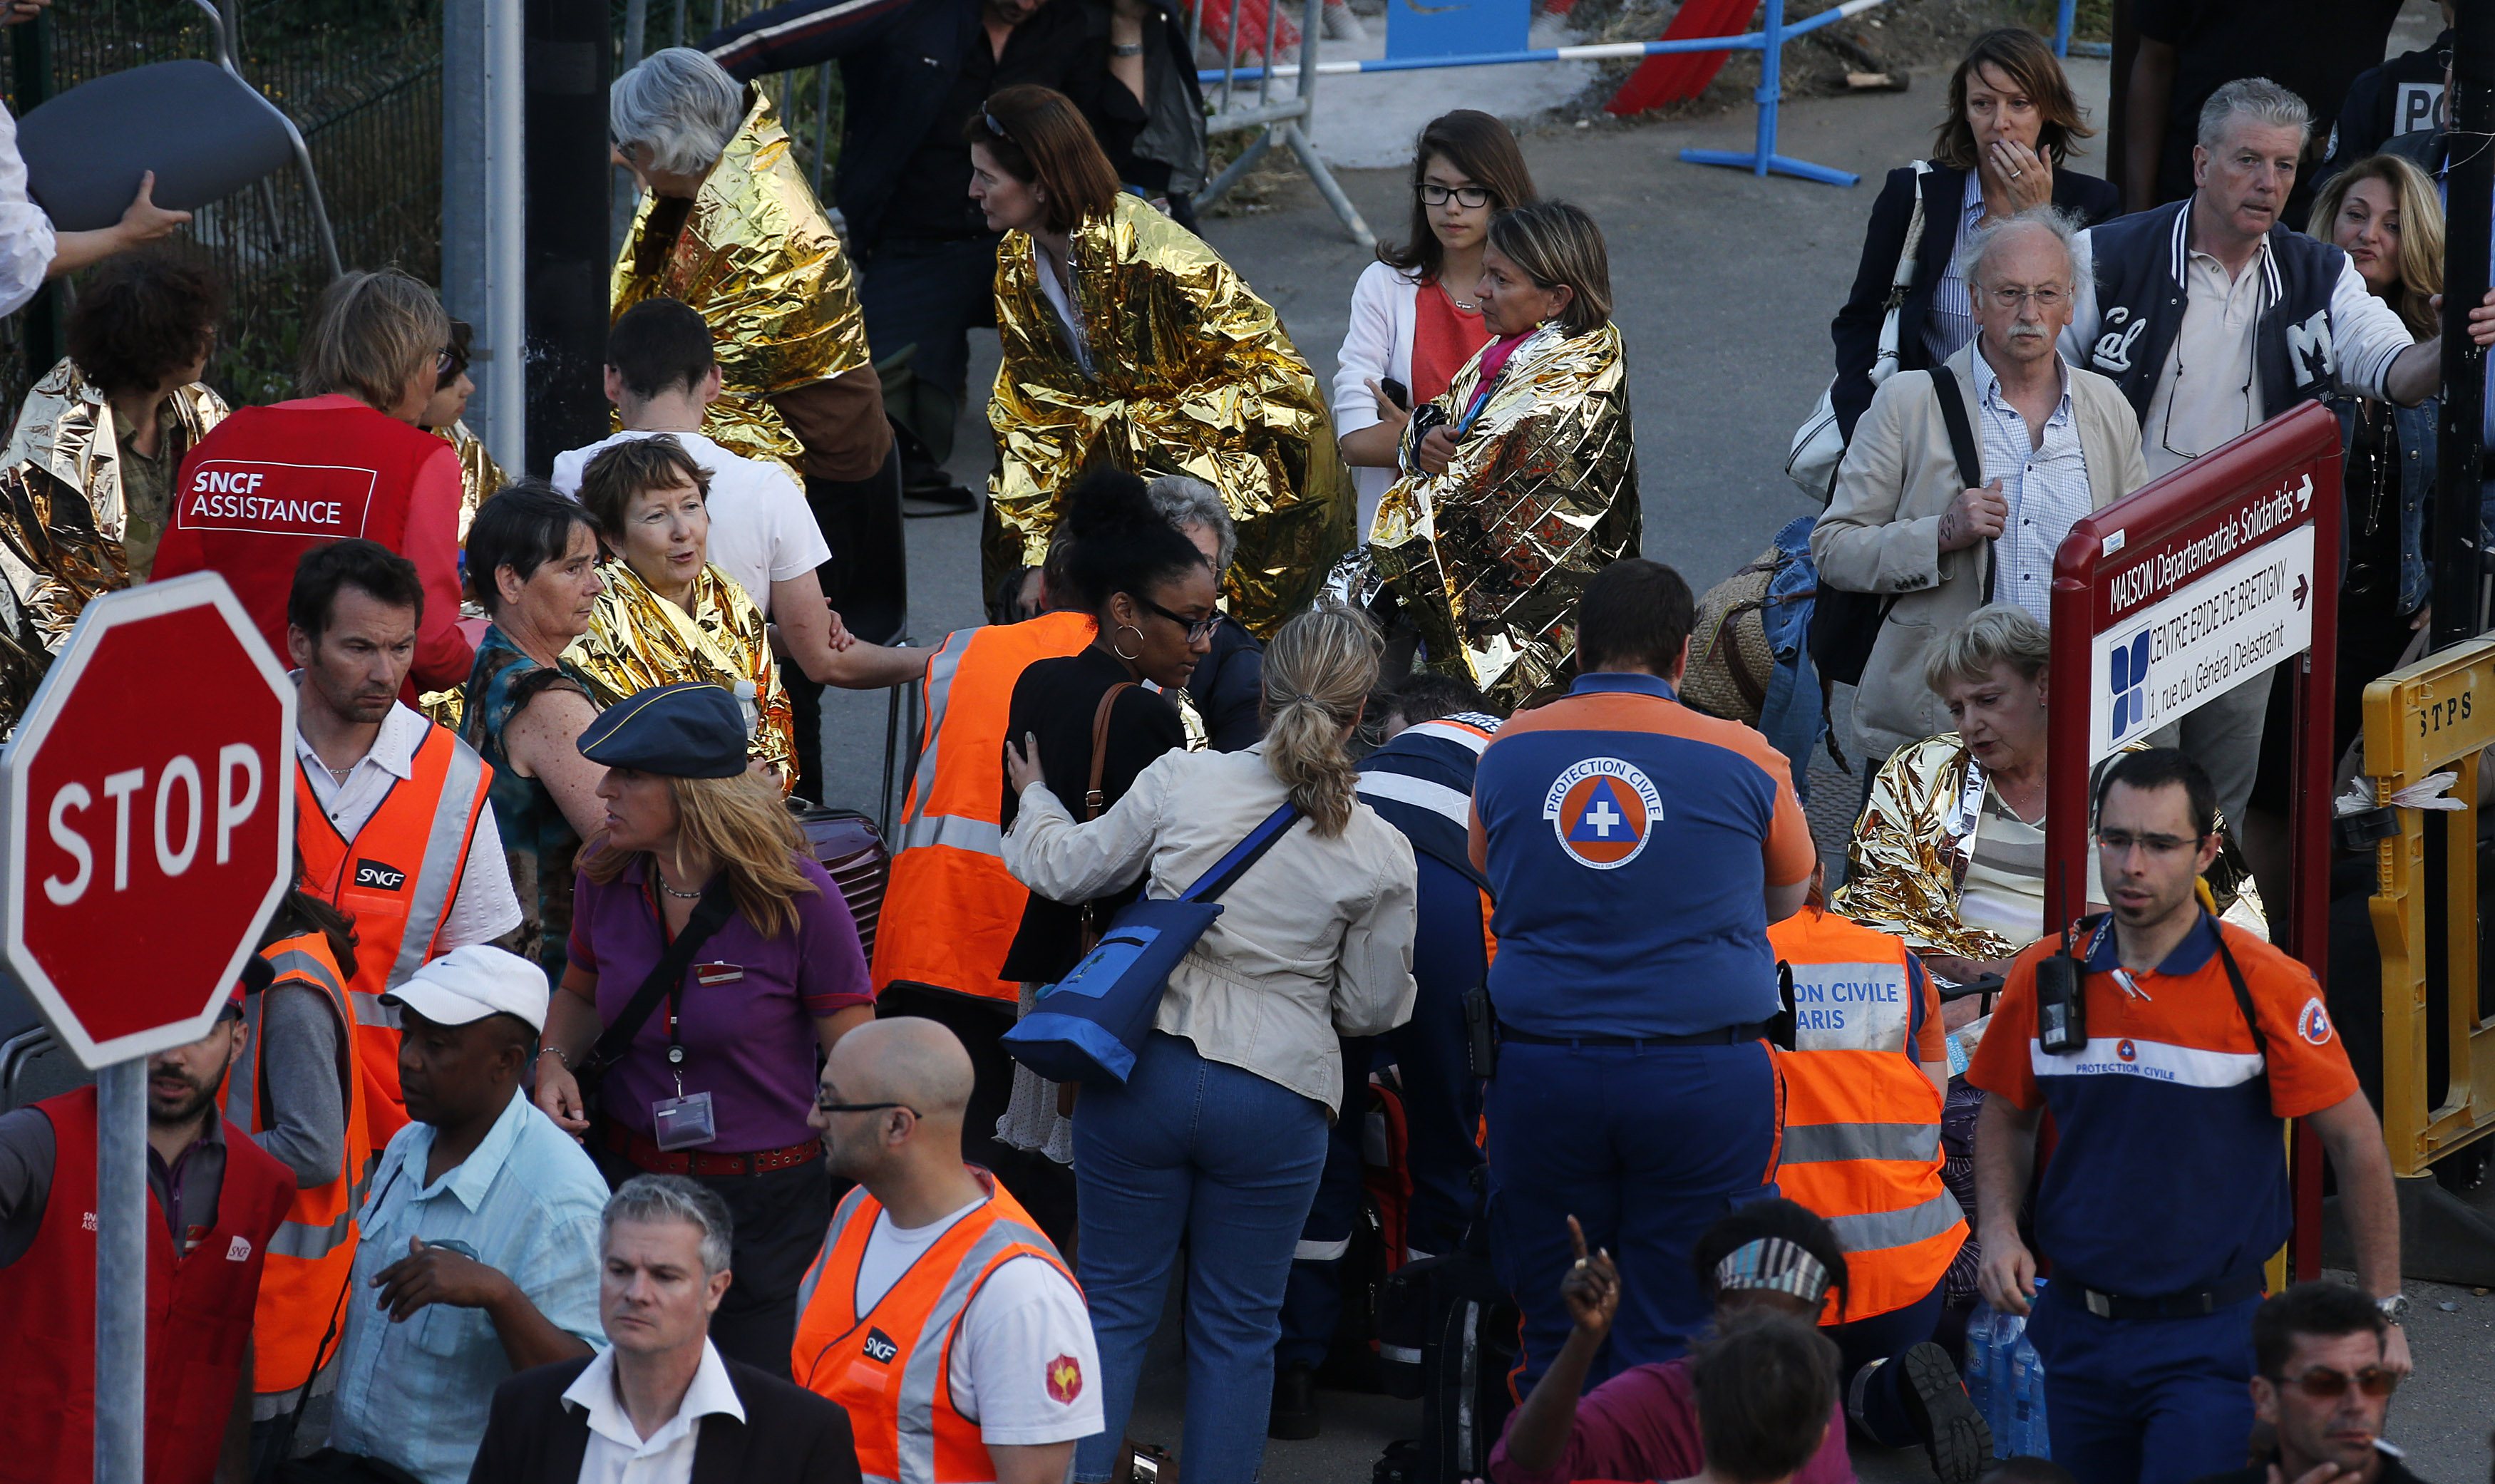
left=1768, top=906, right=1965, bottom=1321
left=221, top=932, right=374, bottom=1395
left=792, top=1175, right=1075, bottom=1484
left=294, top=721, right=491, bottom=1148
left=870, top=612, right=1096, bottom=1000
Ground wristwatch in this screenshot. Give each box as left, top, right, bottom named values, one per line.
left=2376, top=1294, right=2409, bottom=1325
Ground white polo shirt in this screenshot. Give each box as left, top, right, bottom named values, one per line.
left=552, top=428, right=832, bottom=616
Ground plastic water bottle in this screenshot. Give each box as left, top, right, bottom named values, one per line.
left=1962, top=1302, right=1997, bottom=1422
left=2007, top=1329, right=2039, bottom=1455
left=1986, top=1306, right=2027, bottom=1456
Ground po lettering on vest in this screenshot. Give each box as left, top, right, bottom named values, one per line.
left=178, top=459, right=379, bottom=539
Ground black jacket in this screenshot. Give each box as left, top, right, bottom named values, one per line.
left=468, top=1353, right=861, bottom=1484
left=704, top=0, right=1197, bottom=250
left=2192, top=1448, right=2431, bottom=1484
left=2315, top=27, right=2451, bottom=189
left=1185, top=615, right=1265, bottom=753
left=1829, top=162, right=2122, bottom=440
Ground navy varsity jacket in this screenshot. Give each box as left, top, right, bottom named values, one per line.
left=2076, top=199, right=2355, bottom=424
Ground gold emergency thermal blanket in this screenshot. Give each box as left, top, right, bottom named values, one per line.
left=0, top=359, right=226, bottom=732
left=439, top=418, right=505, bottom=542
left=612, top=91, right=871, bottom=475
left=1369, top=321, right=1638, bottom=711
left=564, top=559, right=796, bottom=790
left=987, top=192, right=1353, bottom=638
left=1833, top=731, right=2244, bottom=959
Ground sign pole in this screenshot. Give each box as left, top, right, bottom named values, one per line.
left=95, top=1058, right=146, bottom=1484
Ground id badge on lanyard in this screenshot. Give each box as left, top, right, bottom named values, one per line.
left=650, top=958, right=743, bottom=1153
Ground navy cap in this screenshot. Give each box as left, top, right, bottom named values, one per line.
left=577, top=681, right=750, bottom=778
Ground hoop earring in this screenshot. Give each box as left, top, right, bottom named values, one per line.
left=1111, top=624, right=1144, bottom=662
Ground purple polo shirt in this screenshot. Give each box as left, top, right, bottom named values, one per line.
left=569, top=853, right=873, bottom=1153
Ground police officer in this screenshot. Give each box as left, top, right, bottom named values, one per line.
left=1968, top=748, right=2408, bottom=1484
left=1471, top=560, right=1816, bottom=1386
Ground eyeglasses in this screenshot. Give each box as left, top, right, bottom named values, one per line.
left=2268, top=1365, right=2400, bottom=1401
left=2094, top=828, right=2211, bottom=857
left=1138, top=594, right=1220, bottom=643
left=435, top=346, right=466, bottom=380
left=1419, top=183, right=1493, bottom=208
left=2160, top=341, right=2257, bottom=463
left=813, top=1094, right=919, bottom=1118
left=1982, top=285, right=2068, bottom=310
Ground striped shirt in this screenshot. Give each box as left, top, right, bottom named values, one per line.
left=1920, top=171, right=1986, bottom=366
left=1355, top=712, right=1501, bottom=887
left=1973, top=344, right=2091, bottom=627
left=1955, top=781, right=2106, bottom=948
left=328, top=1089, right=609, bottom=1484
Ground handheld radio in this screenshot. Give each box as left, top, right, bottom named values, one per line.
left=2034, top=877, right=2087, bottom=1053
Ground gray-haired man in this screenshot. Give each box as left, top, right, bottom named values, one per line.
left=1816, top=209, right=2148, bottom=772
left=470, top=1175, right=862, bottom=1483
left=2059, top=76, right=2495, bottom=829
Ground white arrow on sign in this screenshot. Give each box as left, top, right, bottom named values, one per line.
left=2294, top=473, right=2313, bottom=513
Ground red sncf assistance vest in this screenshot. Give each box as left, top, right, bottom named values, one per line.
left=151, top=401, right=447, bottom=665
left=294, top=722, right=491, bottom=1146
left=0, top=1087, right=293, bottom=1484
left=791, top=1175, right=1075, bottom=1484
left=1768, top=906, right=1966, bottom=1321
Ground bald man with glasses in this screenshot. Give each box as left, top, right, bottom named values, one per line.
left=788, top=1019, right=1102, bottom=1484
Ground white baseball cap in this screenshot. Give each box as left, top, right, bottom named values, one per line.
left=381, top=944, right=552, bottom=1033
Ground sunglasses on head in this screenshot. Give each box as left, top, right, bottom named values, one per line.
left=2271, top=1365, right=2400, bottom=1401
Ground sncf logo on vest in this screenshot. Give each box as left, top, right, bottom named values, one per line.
left=862, top=1327, right=899, bottom=1364
left=353, top=860, right=408, bottom=891
left=178, top=459, right=379, bottom=539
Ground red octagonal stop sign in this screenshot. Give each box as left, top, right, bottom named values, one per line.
left=2, top=573, right=294, bottom=1066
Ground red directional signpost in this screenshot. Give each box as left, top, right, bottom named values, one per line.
left=0, top=572, right=295, bottom=1484
left=2046, top=401, right=2343, bottom=1278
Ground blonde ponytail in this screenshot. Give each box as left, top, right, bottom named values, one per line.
left=1260, top=606, right=1381, bottom=837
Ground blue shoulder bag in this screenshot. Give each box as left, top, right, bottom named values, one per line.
left=1002, top=798, right=1303, bottom=1086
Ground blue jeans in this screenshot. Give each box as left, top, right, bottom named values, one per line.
left=1072, top=1032, right=1329, bottom=1484
left=1486, top=1039, right=1777, bottom=1391
left=2027, top=1280, right=2258, bottom=1484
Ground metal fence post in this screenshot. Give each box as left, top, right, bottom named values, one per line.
left=94, top=1058, right=145, bottom=1484
left=1277, top=0, right=1369, bottom=246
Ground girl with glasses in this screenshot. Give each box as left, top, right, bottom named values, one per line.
left=1333, top=110, right=1540, bottom=535
left=969, top=84, right=1352, bottom=637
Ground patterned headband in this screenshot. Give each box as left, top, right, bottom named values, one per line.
left=1712, top=1237, right=1831, bottom=1306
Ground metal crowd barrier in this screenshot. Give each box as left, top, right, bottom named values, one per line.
left=2357, top=639, right=2495, bottom=1284
left=1198, top=0, right=1905, bottom=200
left=1193, top=0, right=1376, bottom=245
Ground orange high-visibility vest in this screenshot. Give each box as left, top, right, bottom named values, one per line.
left=1768, top=905, right=1966, bottom=1322
left=220, top=930, right=370, bottom=1398
left=791, top=1173, right=1076, bottom=1484
left=294, top=721, right=490, bottom=1146
left=870, top=611, right=1095, bottom=1001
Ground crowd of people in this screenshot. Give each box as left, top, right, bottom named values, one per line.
left=0, top=4, right=2479, bottom=1484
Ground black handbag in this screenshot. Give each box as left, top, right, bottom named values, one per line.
left=1808, top=361, right=1985, bottom=693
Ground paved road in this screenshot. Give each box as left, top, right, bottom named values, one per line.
left=820, top=34, right=2494, bottom=1483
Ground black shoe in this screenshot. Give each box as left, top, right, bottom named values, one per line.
left=1269, top=1361, right=1319, bottom=1441
left=903, top=483, right=978, bottom=517
left=1896, top=1341, right=1990, bottom=1484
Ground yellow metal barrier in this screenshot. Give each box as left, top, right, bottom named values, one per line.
left=2362, top=637, right=2495, bottom=1178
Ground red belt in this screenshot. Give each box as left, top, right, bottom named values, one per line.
left=602, top=1120, right=823, bottom=1178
